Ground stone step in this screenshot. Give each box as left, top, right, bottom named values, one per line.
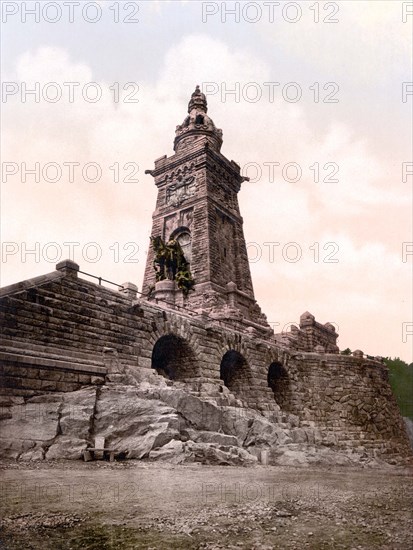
left=0, top=351, right=106, bottom=375
left=0, top=338, right=105, bottom=365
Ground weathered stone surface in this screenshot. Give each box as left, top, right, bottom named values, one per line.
left=0, top=377, right=410, bottom=466
left=148, top=439, right=185, bottom=462
left=46, top=436, right=87, bottom=460
left=93, top=385, right=181, bottom=459
left=184, top=441, right=257, bottom=466
left=0, top=438, right=40, bottom=460
left=59, top=387, right=96, bottom=439
left=148, top=439, right=257, bottom=466
left=185, top=429, right=238, bottom=447
left=158, top=388, right=222, bottom=432
left=403, top=417, right=413, bottom=449
left=243, top=415, right=293, bottom=448
left=0, top=400, right=60, bottom=441
left=219, top=407, right=251, bottom=442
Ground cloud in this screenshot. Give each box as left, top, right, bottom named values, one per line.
left=258, top=1, right=412, bottom=81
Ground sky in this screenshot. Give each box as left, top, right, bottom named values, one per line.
left=1, top=0, right=412, bottom=361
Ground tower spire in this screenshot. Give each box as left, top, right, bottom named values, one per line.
left=174, top=85, right=223, bottom=153
left=188, top=85, right=208, bottom=113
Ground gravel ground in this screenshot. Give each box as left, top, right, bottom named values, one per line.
left=0, top=460, right=412, bottom=549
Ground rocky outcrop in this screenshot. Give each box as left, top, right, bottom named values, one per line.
left=1, top=376, right=411, bottom=467
left=0, top=387, right=96, bottom=460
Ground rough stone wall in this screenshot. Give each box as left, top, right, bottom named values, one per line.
left=278, top=353, right=408, bottom=455
left=0, top=262, right=410, bottom=459
left=278, top=312, right=339, bottom=353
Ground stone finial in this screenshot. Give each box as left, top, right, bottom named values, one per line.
left=188, top=85, right=208, bottom=113
left=56, top=259, right=79, bottom=278
left=300, top=311, right=315, bottom=320
left=300, top=311, right=315, bottom=326
left=119, top=282, right=138, bottom=299
left=324, top=322, right=337, bottom=333
left=352, top=349, right=364, bottom=358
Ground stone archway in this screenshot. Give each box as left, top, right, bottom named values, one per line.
left=268, top=362, right=290, bottom=409
left=151, top=334, right=197, bottom=380
left=220, top=350, right=250, bottom=396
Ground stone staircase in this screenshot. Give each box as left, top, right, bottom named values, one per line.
left=0, top=337, right=106, bottom=397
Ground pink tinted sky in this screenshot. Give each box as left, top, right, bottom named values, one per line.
left=1, top=1, right=412, bottom=361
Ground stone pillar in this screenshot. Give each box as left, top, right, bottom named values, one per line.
left=56, top=259, right=79, bottom=279
left=226, top=281, right=237, bottom=308
left=119, top=282, right=138, bottom=299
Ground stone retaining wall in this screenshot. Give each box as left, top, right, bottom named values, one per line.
left=0, top=261, right=410, bottom=458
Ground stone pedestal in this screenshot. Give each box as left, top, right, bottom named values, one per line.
left=119, top=282, right=138, bottom=299
left=153, top=280, right=177, bottom=306
left=56, top=259, right=79, bottom=279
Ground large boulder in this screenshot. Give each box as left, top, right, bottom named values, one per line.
left=157, top=387, right=223, bottom=432
left=93, top=385, right=182, bottom=459
left=58, top=387, right=97, bottom=439
left=45, top=387, right=97, bottom=460
left=0, top=395, right=62, bottom=460
left=148, top=439, right=186, bottom=462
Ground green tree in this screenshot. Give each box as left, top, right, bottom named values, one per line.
left=384, top=357, right=413, bottom=420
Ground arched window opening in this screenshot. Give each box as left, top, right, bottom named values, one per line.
left=220, top=350, right=250, bottom=394
left=170, top=227, right=192, bottom=264
left=268, top=362, right=290, bottom=409
left=152, top=334, right=197, bottom=380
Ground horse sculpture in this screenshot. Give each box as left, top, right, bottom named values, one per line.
left=150, top=235, right=195, bottom=295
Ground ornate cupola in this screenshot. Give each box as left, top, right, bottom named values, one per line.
left=174, top=85, right=223, bottom=153
left=142, top=87, right=270, bottom=332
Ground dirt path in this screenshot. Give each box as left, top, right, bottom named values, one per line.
left=1, top=460, right=412, bottom=549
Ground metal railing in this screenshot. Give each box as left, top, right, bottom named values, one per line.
left=0, top=264, right=273, bottom=335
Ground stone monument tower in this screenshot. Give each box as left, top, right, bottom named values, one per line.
left=143, top=86, right=269, bottom=330
left=0, top=86, right=411, bottom=466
